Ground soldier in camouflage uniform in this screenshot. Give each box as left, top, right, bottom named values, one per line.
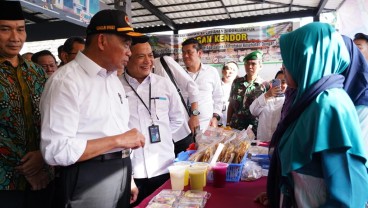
left=227, top=51, right=268, bottom=134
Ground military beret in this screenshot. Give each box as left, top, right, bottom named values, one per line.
left=243, top=50, right=263, bottom=62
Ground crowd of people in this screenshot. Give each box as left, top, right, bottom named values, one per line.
left=1, top=1, right=368, bottom=208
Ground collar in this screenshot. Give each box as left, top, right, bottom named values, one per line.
left=0, top=54, right=26, bottom=68
left=75, top=52, right=115, bottom=78
left=124, top=71, right=152, bottom=85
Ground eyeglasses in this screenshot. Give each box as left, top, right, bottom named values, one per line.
left=41, top=64, right=57, bottom=69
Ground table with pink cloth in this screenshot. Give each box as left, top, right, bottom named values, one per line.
left=135, top=176, right=267, bottom=208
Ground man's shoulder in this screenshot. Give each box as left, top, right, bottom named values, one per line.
left=202, top=63, right=217, bottom=71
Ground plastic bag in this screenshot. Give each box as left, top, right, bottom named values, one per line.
left=241, top=160, right=262, bottom=181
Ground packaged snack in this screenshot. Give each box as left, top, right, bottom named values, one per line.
left=151, top=195, right=176, bottom=205
left=146, top=202, right=173, bottom=208
left=184, top=190, right=209, bottom=198
left=178, top=197, right=204, bottom=204
left=157, top=189, right=183, bottom=197
left=176, top=204, right=202, bottom=208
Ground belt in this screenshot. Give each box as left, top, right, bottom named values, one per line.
left=91, top=149, right=131, bottom=161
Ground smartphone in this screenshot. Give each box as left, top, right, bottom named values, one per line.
left=271, top=79, right=281, bottom=88
left=270, top=79, right=284, bottom=97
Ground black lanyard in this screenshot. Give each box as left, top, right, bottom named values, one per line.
left=123, top=73, right=159, bottom=123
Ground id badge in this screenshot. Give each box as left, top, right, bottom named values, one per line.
left=148, top=124, right=161, bottom=143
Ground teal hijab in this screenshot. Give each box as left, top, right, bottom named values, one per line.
left=279, top=22, right=368, bottom=176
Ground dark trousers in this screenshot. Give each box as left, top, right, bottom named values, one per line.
left=0, top=181, right=55, bottom=208
left=174, top=133, right=194, bottom=157
left=54, top=157, right=132, bottom=208
left=130, top=173, right=170, bottom=207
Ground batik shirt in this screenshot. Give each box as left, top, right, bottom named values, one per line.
left=228, top=76, right=268, bottom=133
left=0, top=55, right=49, bottom=190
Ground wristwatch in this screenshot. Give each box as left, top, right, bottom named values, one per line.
left=213, top=113, right=221, bottom=121
left=191, top=109, right=200, bottom=116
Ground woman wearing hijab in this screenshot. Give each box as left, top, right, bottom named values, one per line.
left=266, top=22, right=368, bottom=207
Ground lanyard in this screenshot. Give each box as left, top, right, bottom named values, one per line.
left=123, top=73, right=159, bottom=123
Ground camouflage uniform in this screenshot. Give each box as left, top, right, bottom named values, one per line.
left=228, top=76, right=268, bottom=133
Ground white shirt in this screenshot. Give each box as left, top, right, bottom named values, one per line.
left=120, top=73, right=185, bottom=178
left=40, top=52, right=130, bottom=166
left=249, top=93, right=285, bottom=141
left=153, top=56, right=200, bottom=141
left=187, top=64, right=223, bottom=131
left=220, top=81, right=233, bottom=126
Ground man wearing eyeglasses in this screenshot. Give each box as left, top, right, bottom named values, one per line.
left=227, top=50, right=268, bottom=134
left=60, top=36, right=85, bottom=64
left=31, top=50, right=58, bottom=77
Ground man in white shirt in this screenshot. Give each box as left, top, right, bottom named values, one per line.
left=40, top=9, right=146, bottom=208
left=181, top=38, right=223, bottom=131
left=120, top=42, right=185, bottom=206
left=153, top=56, right=200, bottom=155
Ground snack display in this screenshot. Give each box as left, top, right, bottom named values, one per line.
left=183, top=126, right=254, bottom=182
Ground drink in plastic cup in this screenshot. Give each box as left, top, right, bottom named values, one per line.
left=168, top=165, right=186, bottom=190
left=191, top=162, right=209, bottom=186
left=173, top=161, right=191, bottom=186
left=188, top=166, right=207, bottom=191
left=212, top=162, right=229, bottom=188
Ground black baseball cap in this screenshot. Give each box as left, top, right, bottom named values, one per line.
left=354, top=33, right=368, bottom=42
left=86, top=9, right=149, bottom=43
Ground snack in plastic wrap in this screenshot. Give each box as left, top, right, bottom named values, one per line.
left=176, top=204, right=202, bottom=208
left=150, top=195, right=176, bottom=206
left=184, top=190, right=209, bottom=198
left=241, top=160, right=263, bottom=181
left=157, top=189, right=183, bottom=197
left=178, top=197, right=204, bottom=204
left=146, top=202, right=174, bottom=208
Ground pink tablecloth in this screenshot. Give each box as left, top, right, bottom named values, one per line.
left=136, top=177, right=267, bottom=208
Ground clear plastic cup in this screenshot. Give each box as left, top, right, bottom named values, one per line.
left=192, top=162, right=210, bottom=186
left=188, top=166, right=207, bottom=191
left=168, top=165, right=186, bottom=191
left=212, top=162, right=229, bottom=188
left=173, top=161, right=191, bottom=186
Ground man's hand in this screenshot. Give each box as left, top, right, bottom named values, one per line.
left=254, top=192, right=269, bottom=206
left=188, top=115, right=200, bottom=134
left=25, top=170, right=50, bottom=191
left=15, top=151, right=44, bottom=176
left=117, top=128, right=145, bottom=150
left=130, top=178, right=139, bottom=204
left=209, top=117, right=218, bottom=127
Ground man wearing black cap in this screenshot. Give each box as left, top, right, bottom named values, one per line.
left=0, top=1, right=55, bottom=208
left=40, top=9, right=147, bottom=208
left=354, top=33, right=368, bottom=61
left=227, top=50, right=268, bottom=133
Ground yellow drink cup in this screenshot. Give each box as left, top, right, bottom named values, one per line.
left=188, top=166, right=207, bottom=191
left=192, top=162, right=210, bottom=187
